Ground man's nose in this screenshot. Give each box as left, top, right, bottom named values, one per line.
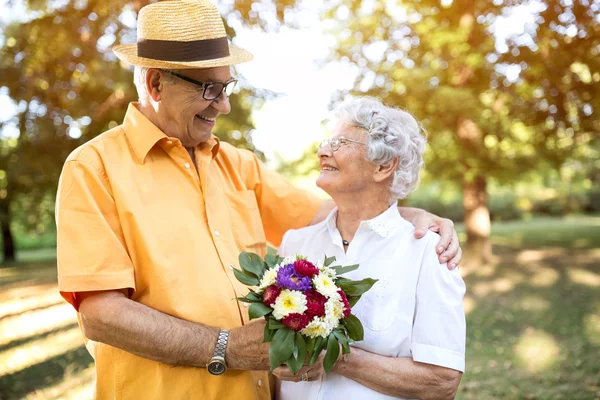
left=212, top=92, right=231, bottom=114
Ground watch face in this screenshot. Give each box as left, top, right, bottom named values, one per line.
left=208, top=361, right=226, bottom=375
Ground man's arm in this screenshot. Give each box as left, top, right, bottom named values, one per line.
left=309, top=200, right=462, bottom=268
left=77, top=290, right=270, bottom=370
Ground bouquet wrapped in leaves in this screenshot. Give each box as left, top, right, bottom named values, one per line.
left=233, top=250, right=377, bottom=374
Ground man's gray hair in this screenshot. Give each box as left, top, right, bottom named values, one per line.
left=133, top=66, right=178, bottom=106
left=332, top=97, right=427, bottom=200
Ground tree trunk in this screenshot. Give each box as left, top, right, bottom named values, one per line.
left=462, top=175, right=492, bottom=265
left=0, top=199, right=15, bottom=264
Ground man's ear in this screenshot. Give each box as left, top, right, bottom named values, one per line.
left=146, top=68, right=163, bottom=102
left=373, top=157, right=399, bottom=183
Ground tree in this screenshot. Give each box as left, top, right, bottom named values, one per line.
left=0, top=0, right=261, bottom=263
left=324, top=0, right=599, bottom=264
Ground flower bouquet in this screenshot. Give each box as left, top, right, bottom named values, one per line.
left=233, top=250, right=377, bottom=374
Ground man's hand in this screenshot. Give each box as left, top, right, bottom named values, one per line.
left=399, top=207, right=462, bottom=269
left=227, top=319, right=270, bottom=371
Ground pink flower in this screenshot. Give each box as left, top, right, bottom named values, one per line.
left=305, top=289, right=327, bottom=318
left=294, top=259, right=319, bottom=278
left=282, top=313, right=311, bottom=331
left=263, top=285, right=281, bottom=307
left=338, top=289, right=351, bottom=318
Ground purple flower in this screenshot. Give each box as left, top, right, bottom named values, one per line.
left=276, top=264, right=313, bottom=291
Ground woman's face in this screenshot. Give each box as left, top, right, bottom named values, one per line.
left=316, top=122, right=376, bottom=197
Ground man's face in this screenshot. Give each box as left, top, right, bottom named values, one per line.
left=155, top=66, right=232, bottom=147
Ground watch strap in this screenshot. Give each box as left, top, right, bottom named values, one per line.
left=213, top=329, right=229, bottom=360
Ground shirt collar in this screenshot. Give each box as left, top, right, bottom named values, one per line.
left=325, top=203, right=403, bottom=241
left=122, top=102, right=221, bottom=163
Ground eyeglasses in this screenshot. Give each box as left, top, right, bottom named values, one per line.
left=165, top=70, right=238, bottom=101
left=319, top=136, right=366, bottom=152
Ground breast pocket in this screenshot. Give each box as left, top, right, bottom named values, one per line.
left=358, top=278, right=402, bottom=332
left=225, top=190, right=267, bottom=256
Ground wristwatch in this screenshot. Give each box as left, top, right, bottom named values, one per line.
left=207, top=329, right=229, bottom=375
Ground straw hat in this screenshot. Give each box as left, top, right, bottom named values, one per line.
left=112, top=0, right=253, bottom=69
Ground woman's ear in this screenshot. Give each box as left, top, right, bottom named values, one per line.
left=373, top=157, right=399, bottom=183
left=146, top=68, right=163, bottom=102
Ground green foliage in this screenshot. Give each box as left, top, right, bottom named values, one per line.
left=268, top=327, right=295, bottom=372
left=248, top=302, right=272, bottom=320
left=238, top=252, right=266, bottom=279
left=284, top=332, right=306, bottom=375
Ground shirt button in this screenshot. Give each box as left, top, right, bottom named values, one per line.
left=244, top=302, right=249, bottom=307
left=229, top=264, right=234, bottom=270
left=214, top=230, right=220, bottom=237
left=184, top=162, right=191, bottom=169
left=257, top=379, right=262, bottom=387
left=166, top=140, right=172, bottom=145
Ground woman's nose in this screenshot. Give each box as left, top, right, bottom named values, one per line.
left=317, top=143, right=331, bottom=159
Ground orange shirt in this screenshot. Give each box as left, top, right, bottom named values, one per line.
left=56, top=103, right=321, bottom=399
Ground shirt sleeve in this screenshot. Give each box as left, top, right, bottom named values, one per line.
left=411, top=233, right=466, bottom=372
left=56, top=159, right=135, bottom=311
left=246, top=153, right=322, bottom=246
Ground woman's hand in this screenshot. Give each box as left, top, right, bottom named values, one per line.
left=272, top=351, right=340, bottom=383
left=399, top=207, right=462, bottom=269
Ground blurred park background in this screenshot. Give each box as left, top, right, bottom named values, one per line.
left=0, top=0, right=599, bottom=398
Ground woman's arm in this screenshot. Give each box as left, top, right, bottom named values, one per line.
left=334, top=348, right=462, bottom=400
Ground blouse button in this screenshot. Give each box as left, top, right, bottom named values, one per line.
left=257, top=379, right=262, bottom=387
left=184, top=162, right=191, bottom=169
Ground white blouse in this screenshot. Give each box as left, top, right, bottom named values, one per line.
left=277, top=205, right=466, bottom=400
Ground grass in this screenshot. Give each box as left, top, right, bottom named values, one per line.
left=0, top=215, right=598, bottom=399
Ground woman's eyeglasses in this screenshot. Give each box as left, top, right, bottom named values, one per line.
left=319, top=136, right=366, bottom=152
left=164, top=70, right=237, bottom=101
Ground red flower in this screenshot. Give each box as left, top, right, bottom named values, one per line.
left=263, top=285, right=281, bottom=307
left=282, top=313, right=311, bottom=331
left=305, top=289, right=327, bottom=318
left=338, top=289, right=352, bottom=318
left=294, top=259, right=319, bottom=278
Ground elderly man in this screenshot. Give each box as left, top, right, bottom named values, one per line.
left=55, top=1, right=462, bottom=399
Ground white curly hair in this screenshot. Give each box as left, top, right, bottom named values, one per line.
left=332, top=97, right=427, bottom=200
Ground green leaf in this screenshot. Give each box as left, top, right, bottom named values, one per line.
left=305, top=336, right=316, bottom=354
left=323, top=334, right=340, bottom=373
left=344, top=313, right=364, bottom=341
left=338, top=278, right=378, bottom=296
left=324, top=254, right=336, bottom=267
left=267, top=246, right=278, bottom=257
left=246, top=291, right=263, bottom=302
left=248, top=303, right=272, bottom=320
left=239, top=252, right=266, bottom=279
left=232, top=267, right=260, bottom=286
left=333, top=329, right=351, bottom=355
left=309, top=336, right=325, bottom=366
left=268, top=318, right=285, bottom=329
left=285, top=332, right=307, bottom=375
left=347, top=295, right=361, bottom=308
left=265, top=253, right=278, bottom=270
left=269, top=328, right=296, bottom=372
left=235, top=296, right=252, bottom=303
left=332, top=264, right=359, bottom=276
left=264, top=321, right=276, bottom=342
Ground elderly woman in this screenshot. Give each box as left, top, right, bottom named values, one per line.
left=274, top=97, right=466, bottom=400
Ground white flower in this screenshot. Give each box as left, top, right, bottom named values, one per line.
left=300, top=317, right=332, bottom=339
left=257, top=268, right=278, bottom=292
left=313, top=273, right=338, bottom=298
left=324, top=295, right=344, bottom=330
left=272, top=289, right=307, bottom=320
